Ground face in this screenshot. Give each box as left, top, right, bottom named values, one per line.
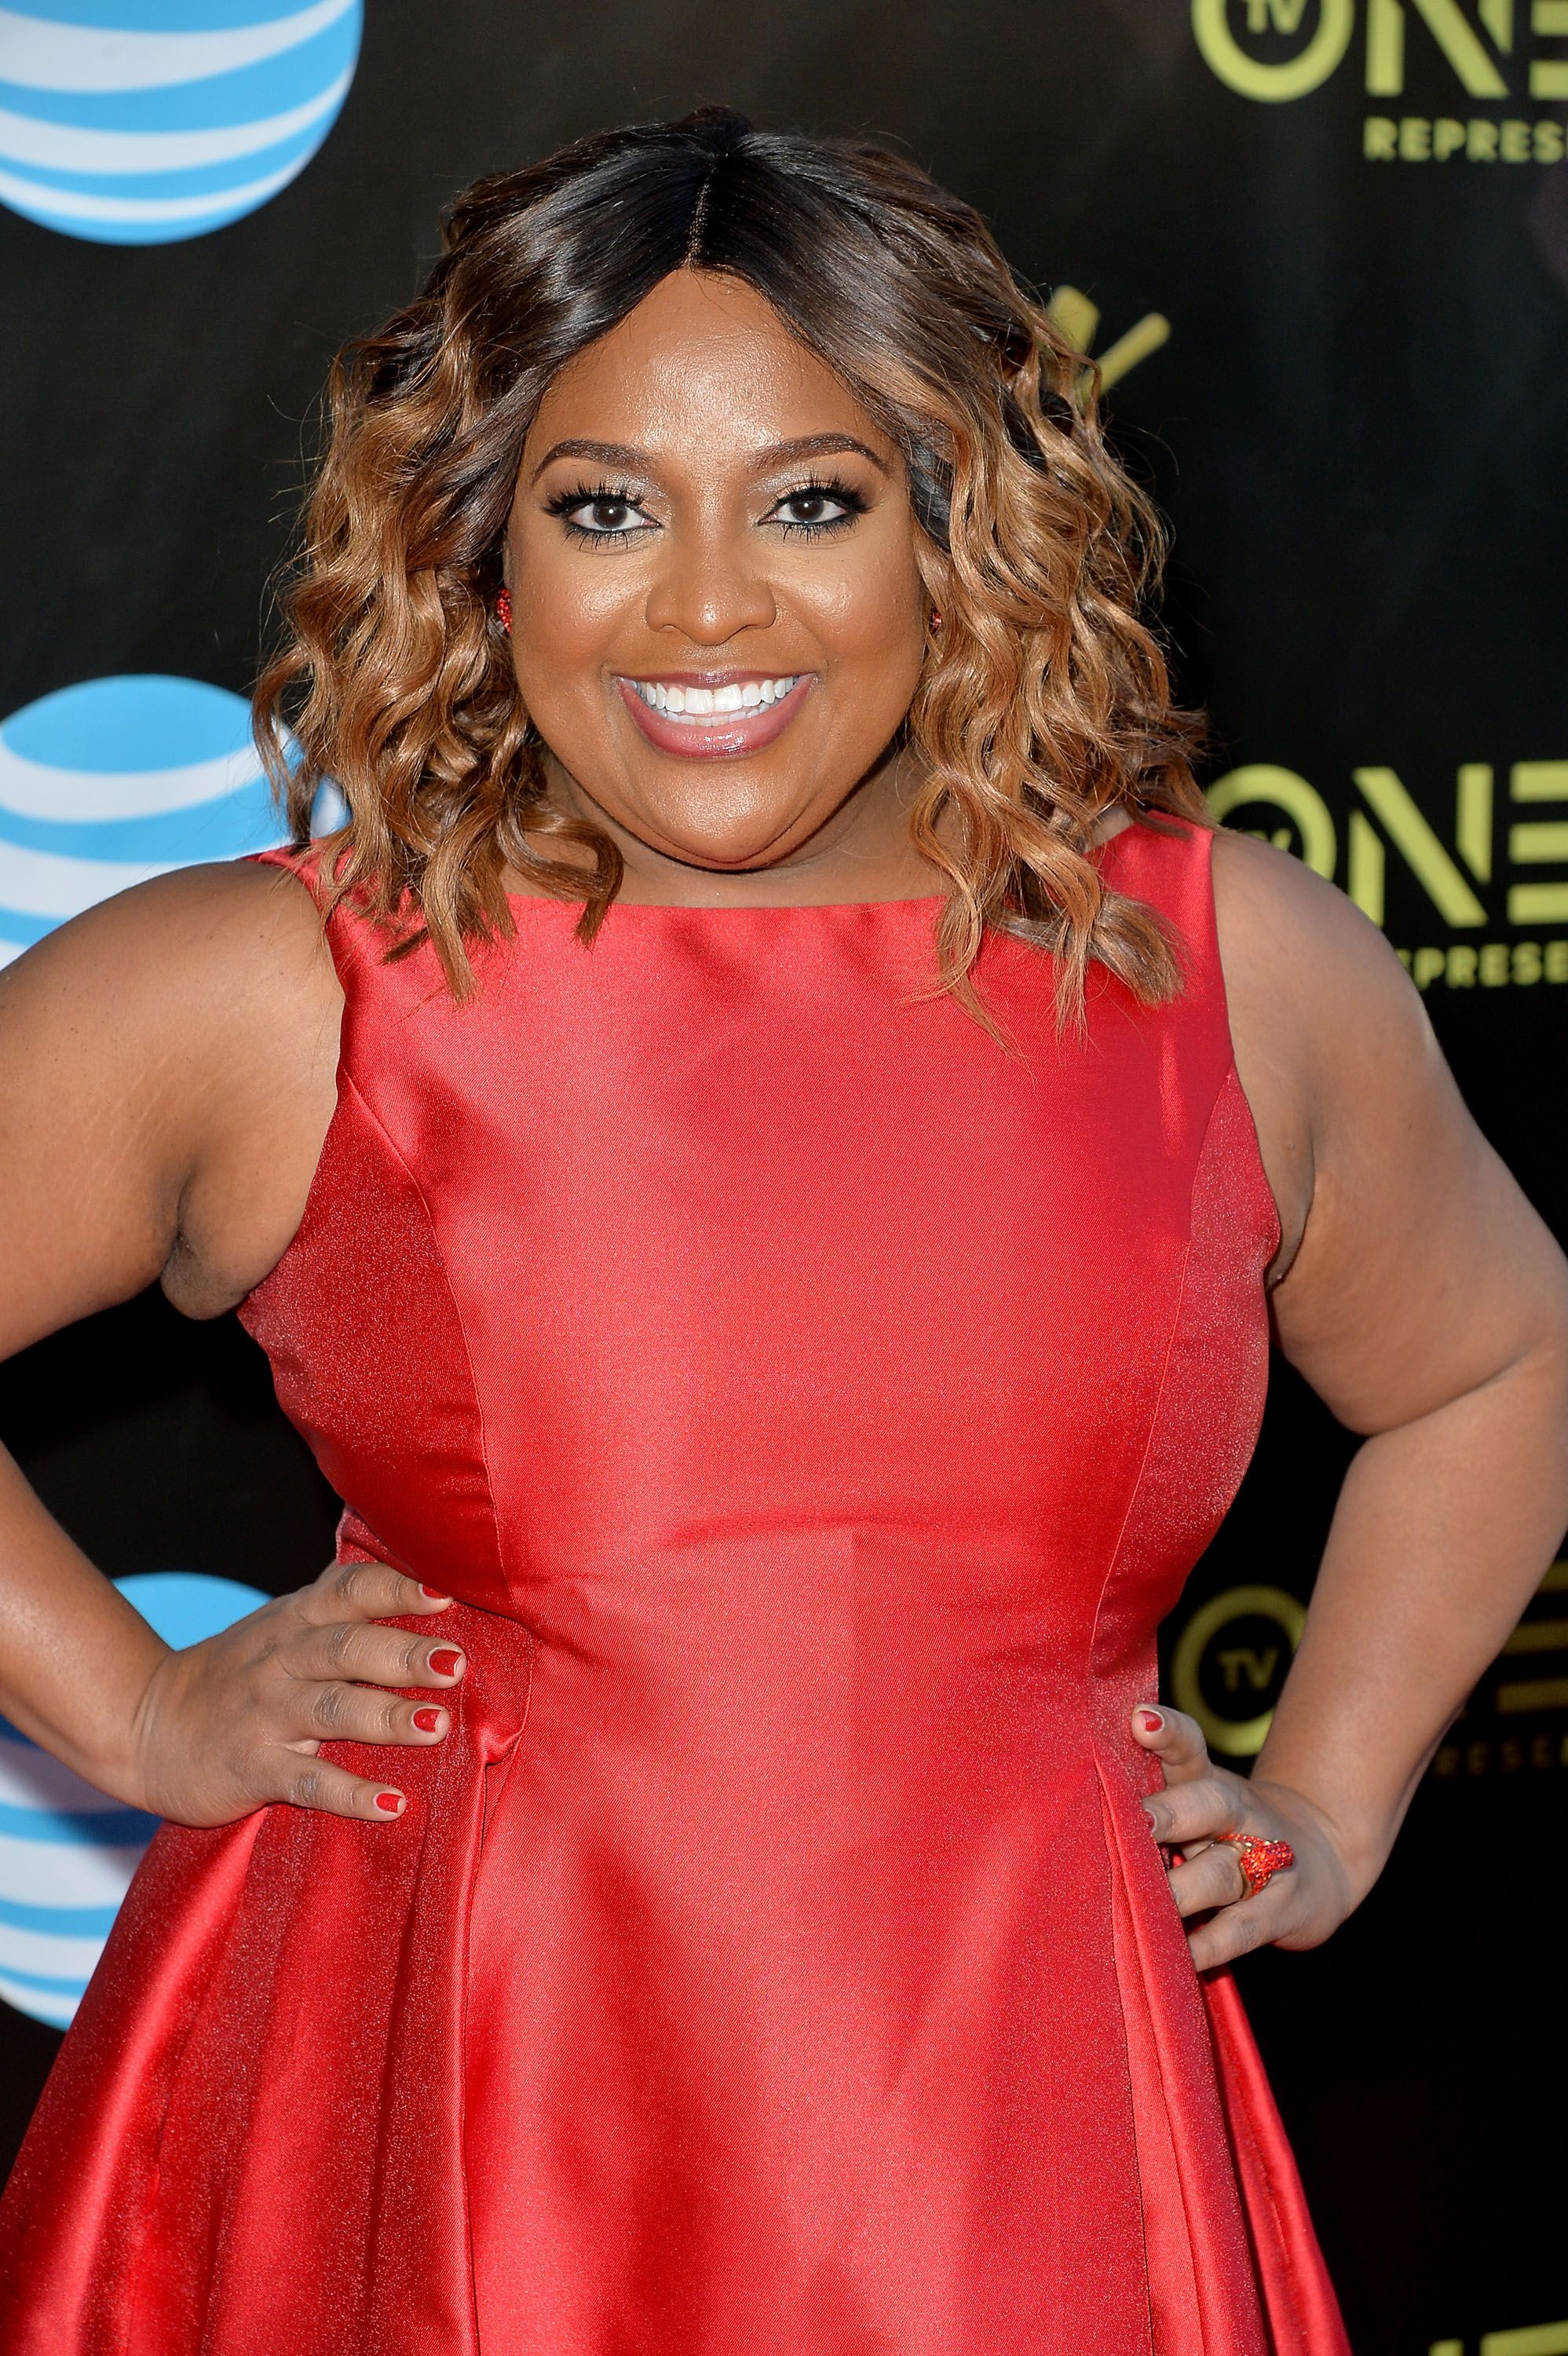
left=503, top=270, right=930, bottom=884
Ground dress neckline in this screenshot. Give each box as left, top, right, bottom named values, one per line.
left=503, top=888, right=947, bottom=916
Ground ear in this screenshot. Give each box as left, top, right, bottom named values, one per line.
left=915, top=544, right=953, bottom=637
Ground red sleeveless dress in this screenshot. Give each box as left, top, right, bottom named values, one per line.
left=0, top=818, right=1348, bottom=2355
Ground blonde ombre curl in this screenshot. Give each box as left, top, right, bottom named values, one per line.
left=256, top=110, right=1208, bottom=1023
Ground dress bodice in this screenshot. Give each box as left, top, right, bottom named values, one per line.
left=237, top=819, right=1277, bottom=1691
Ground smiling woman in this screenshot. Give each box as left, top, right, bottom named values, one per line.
left=504, top=284, right=929, bottom=869
left=2, top=104, right=1567, bottom=2356
left=254, top=110, right=1204, bottom=1018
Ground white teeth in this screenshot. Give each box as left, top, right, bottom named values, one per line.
left=629, top=675, right=800, bottom=720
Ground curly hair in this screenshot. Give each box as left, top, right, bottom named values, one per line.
left=254, top=107, right=1208, bottom=1022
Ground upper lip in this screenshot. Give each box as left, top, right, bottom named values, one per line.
left=616, top=668, right=810, bottom=687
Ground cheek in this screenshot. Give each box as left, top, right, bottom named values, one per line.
left=794, top=536, right=925, bottom=664
left=507, top=529, right=635, bottom=667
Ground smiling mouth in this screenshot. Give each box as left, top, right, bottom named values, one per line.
left=614, top=671, right=814, bottom=758
left=628, top=674, right=802, bottom=717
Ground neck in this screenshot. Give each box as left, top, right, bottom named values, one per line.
left=527, top=745, right=948, bottom=909
left=507, top=755, right=1137, bottom=909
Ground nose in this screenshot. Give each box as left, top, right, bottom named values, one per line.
left=643, top=525, right=777, bottom=646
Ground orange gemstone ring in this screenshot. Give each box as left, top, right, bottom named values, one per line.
left=1215, top=1831, right=1296, bottom=1901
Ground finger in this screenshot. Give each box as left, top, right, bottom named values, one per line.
left=1141, top=1772, right=1245, bottom=1848
left=287, top=1619, right=467, bottom=1692
left=1128, top=1704, right=1212, bottom=1784
left=296, top=1562, right=454, bottom=1626
left=1167, top=1842, right=1249, bottom=1918
left=267, top=1752, right=411, bottom=1822
left=1186, top=1881, right=1296, bottom=1972
left=294, top=1680, right=453, bottom=1747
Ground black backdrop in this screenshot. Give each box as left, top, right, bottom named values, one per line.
left=2, top=6, right=1566, bottom=2351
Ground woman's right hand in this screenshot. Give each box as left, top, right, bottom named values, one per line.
left=125, top=1563, right=465, bottom=1827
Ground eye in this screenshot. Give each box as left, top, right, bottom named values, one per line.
left=543, top=483, right=656, bottom=543
left=766, top=480, right=870, bottom=538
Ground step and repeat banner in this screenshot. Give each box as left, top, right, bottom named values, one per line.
left=0, top=4, right=1563, bottom=2350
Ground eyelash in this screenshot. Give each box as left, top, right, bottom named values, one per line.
left=543, top=481, right=650, bottom=545
left=542, top=476, right=872, bottom=545
left=771, top=477, right=871, bottom=539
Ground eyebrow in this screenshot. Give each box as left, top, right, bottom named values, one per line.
left=528, top=431, right=892, bottom=485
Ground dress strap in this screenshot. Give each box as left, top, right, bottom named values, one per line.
left=243, top=841, right=371, bottom=1003
left=1097, top=814, right=1226, bottom=1016
left=246, top=841, right=328, bottom=901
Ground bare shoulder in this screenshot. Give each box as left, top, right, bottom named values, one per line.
left=0, top=858, right=343, bottom=1342
left=0, top=855, right=334, bottom=1033
left=0, top=858, right=342, bottom=1166
left=1208, top=824, right=1419, bottom=1015
left=1206, top=828, right=1564, bottom=1431
left=1207, top=827, right=1441, bottom=1282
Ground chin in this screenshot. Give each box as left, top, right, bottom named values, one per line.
left=655, top=838, right=796, bottom=873
left=628, top=803, right=814, bottom=873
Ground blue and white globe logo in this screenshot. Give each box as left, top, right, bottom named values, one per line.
left=0, top=0, right=362, bottom=245
left=0, top=673, right=295, bottom=966
left=0, top=1573, right=268, bottom=2028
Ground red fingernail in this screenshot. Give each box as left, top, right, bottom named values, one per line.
left=375, top=1791, right=404, bottom=1814
left=1138, top=1709, right=1164, bottom=1733
left=429, top=1648, right=462, bottom=1677
left=412, top=1707, right=441, bottom=1733
left=420, top=1585, right=448, bottom=1600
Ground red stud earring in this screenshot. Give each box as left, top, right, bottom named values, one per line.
left=930, top=609, right=943, bottom=632
left=496, top=587, right=512, bottom=633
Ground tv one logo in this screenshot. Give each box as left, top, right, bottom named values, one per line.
left=1209, top=759, right=1568, bottom=990
left=1193, top=0, right=1568, bottom=156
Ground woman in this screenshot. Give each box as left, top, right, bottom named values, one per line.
left=0, top=108, right=1562, bottom=2355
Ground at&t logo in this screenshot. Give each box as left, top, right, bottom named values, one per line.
left=0, top=1574, right=266, bottom=2029
left=0, top=0, right=362, bottom=244
left=0, top=673, right=294, bottom=967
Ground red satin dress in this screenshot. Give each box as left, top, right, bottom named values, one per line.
left=0, top=817, right=1349, bottom=2354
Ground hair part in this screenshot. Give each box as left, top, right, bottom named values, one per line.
left=254, top=107, right=1209, bottom=1026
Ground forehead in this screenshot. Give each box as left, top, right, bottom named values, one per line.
left=522, top=270, right=893, bottom=469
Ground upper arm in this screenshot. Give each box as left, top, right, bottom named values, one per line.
left=0, top=860, right=341, bottom=1357
left=1212, top=829, right=1568, bottom=1434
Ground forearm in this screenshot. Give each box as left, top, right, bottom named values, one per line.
left=0, top=1442, right=169, bottom=1802
left=1254, top=1342, right=1568, bottom=1892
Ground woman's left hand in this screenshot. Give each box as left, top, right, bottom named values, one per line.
left=1131, top=1704, right=1358, bottom=1970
